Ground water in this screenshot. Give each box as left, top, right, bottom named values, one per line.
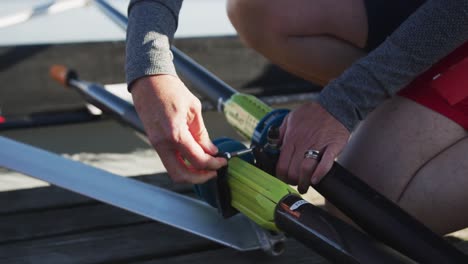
left=0, top=0, right=236, bottom=46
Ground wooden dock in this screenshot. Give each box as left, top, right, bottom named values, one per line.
left=0, top=172, right=332, bottom=264
left=0, top=118, right=328, bottom=263
left=3, top=178, right=468, bottom=264
left=1, top=117, right=468, bottom=264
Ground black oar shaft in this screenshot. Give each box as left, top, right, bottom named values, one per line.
left=172, top=46, right=237, bottom=103
left=68, top=78, right=145, bottom=134
left=50, top=65, right=145, bottom=134
left=316, top=163, right=468, bottom=264
left=275, top=195, right=415, bottom=264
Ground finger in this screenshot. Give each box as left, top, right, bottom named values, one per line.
left=287, top=146, right=303, bottom=186
left=178, top=128, right=227, bottom=170
left=278, top=113, right=290, bottom=146
left=175, top=152, right=220, bottom=183
left=276, top=139, right=294, bottom=182
left=189, top=111, right=218, bottom=155
left=160, top=147, right=217, bottom=184
left=298, top=152, right=320, bottom=194
left=276, top=115, right=293, bottom=181
left=310, top=147, right=336, bottom=185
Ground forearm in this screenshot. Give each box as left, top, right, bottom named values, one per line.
left=318, top=0, right=468, bottom=131
left=126, top=0, right=183, bottom=88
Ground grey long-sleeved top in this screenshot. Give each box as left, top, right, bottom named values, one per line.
left=126, top=0, right=468, bottom=131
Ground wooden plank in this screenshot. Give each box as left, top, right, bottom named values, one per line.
left=0, top=173, right=192, bottom=215
left=0, top=173, right=196, bottom=245
left=0, top=203, right=147, bottom=244
left=449, top=237, right=468, bottom=256
left=1, top=181, right=466, bottom=264
left=0, top=222, right=217, bottom=264
left=0, top=185, right=90, bottom=215
left=137, top=240, right=329, bottom=264
left=135, top=239, right=468, bottom=264
left=455, top=241, right=468, bottom=254
left=0, top=172, right=221, bottom=264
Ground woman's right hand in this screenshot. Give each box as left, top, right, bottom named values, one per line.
left=131, top=75, right=227, bottom=183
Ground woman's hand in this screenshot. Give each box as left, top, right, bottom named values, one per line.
left=131, top=75, right=227, bottom=183
left=277, top=101, right=350, bottom=193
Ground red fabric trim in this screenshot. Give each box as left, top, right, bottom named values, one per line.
left=398, top=41, right=468, bottom=130
left=431, top=58, right=468, bottom=105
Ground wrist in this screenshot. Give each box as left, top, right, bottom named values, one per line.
left=130, top=74, right=179, bottom=94
left=317, top=88, right=359, bottom=132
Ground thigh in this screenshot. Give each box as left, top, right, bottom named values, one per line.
left=268, top=0, right=368, bottom=47
left=337, top=96, right=468, bottom=233
left=399, top=137, right=468, bottom=235
left=229, top=0, right=424, bottom=49
left=228, top=0, right=368, bottom=47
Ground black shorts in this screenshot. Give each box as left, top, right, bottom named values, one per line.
left=364, top=0, right=427, bottom=51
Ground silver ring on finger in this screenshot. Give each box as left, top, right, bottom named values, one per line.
left=304, top=149, right=321, bottom=161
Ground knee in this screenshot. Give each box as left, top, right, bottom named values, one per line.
left=226, top=0, right=244, bottom=25
left=226, top=0, right=279, bottom=50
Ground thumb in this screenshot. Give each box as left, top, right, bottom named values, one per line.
left=278, top=113, right=290, bottom=145
left=189, top=110, right=218, bottom=155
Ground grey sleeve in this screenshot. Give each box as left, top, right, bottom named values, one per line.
left=318, top=0, right=468, bottom=131
left=125, top=0, right=183, bottom=87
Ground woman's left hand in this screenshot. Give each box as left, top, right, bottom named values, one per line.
left=277, top=101, right=350, bottom=194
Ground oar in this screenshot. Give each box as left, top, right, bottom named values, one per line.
left=50, top=65, right=144, bottom=134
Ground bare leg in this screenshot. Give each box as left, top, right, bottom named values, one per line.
left=334, top=96, right=468, bottom=234
left=227, top=0, right=367, bottom=85
left=397, top=138, right=468, bottom=234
